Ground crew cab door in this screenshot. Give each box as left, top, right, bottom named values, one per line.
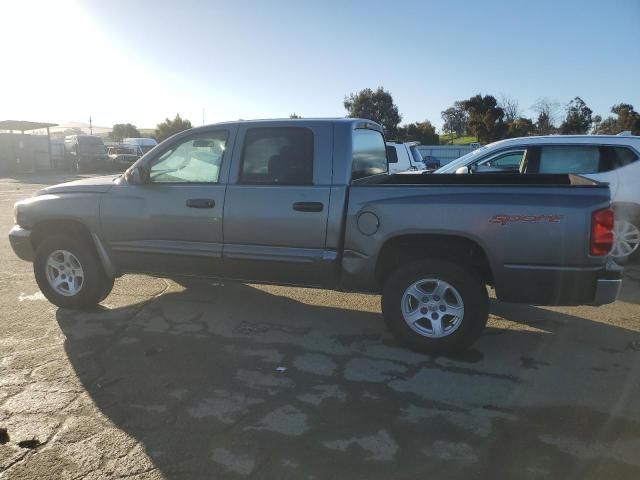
left=100, top=126, right=236, bottom=276
left=222, top=123, right=333, bottom=286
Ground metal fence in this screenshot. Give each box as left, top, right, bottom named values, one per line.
left=417, top=145, right=479, bottom=167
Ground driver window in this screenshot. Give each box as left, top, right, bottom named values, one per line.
left=149, top=131, right=228, bottom=183
left=482, top=150, right=524, bottom=169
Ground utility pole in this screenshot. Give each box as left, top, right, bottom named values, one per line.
left=89, top=116, right=93, bottom=135
left=202, top=108, right=205, bottom=126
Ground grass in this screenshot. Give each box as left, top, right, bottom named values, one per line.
left=438, top=134, right=478, bottom=145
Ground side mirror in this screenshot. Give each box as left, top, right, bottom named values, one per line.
left=125, top=166, right=148, bottom=185
left=455, top=166, right=470, bottom=174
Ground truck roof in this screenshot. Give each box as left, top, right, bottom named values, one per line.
left=185, top=117, right=383, bottom=133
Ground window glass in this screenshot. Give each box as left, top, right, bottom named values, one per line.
left=482, top=151, right=524, bottom=169
left=600, top=147, right=638, bottom=171
left=539, top=146, right=600, bottom=174
left=240, top=127, right=313, bottom=185
left=150, top=131, right=227, bottom=183
left=386, top=145, right=399, bottom=164
left=352, top=129, right=387, bottom=180
left=409, top=145, right=425, bottom=165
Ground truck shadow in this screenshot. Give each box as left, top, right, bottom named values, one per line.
left=55, top=282, right=640, bottom=479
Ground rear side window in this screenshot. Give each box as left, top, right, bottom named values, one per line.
left=240, top=127, right=313, bottom=185
left=386, top=145, right=398, bottom=164
left=538, top=145, right=638, bottom=174
left=539, top=146, right=600, bottom=174
left=600, top=147, right=638, bottom=171
left=352, top=129, right=387, bottom=180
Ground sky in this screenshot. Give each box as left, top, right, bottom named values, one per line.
left=1, top=0, right=638, bottom=131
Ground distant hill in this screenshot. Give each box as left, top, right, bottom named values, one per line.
left=439, top=134, right=478, bottom=145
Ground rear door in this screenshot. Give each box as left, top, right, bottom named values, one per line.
left=222, top=123, right=333, bottom=285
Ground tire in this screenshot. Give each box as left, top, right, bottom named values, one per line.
left=611, top=218, right=640, bottom=265
left=382, top=260, right=488, bottom=355
left=34, top=235, right=114, bottom=309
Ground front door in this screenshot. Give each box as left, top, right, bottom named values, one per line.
left=222, top=124, right=334, bottom=286
left=100, top=127, right=235, bottom=276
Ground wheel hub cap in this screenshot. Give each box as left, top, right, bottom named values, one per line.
left=401, top=278, right=465, bottom=338
left=45, top=250, right=84, bottom=297
left=611, top=220, right=640, bottom=259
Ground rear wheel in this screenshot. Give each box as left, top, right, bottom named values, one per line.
left=34, top=235, right=113, bottom=308
left=382, top=260, right=488, bottom=355
left=611, top=219, right=640, bottom=264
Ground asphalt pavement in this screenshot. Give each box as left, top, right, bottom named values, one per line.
left=0, top=173, right=639, bottom=479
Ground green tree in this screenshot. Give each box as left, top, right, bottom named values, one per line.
left=506, top=117, right=535, bottom=138
left=108, top=123, right=141, bottom=142
left=441, top=102, right=468, bottom=141
left=560, top=97, right=592, bottom=134
left=289, top=113, right=302, bottom=119
left=594, top=103, right=640, bottom=135
left=461, top=94, right=506, bottom=144
left=344, top=87, right=402, bottom=136
left=155, top=114, right=193, bottom=142
left=397, top=120, right=439, bottom=145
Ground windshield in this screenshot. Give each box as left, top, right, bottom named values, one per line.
left=434, top=145, right=491, bottom=173
left=409, top=145, right=425, bottom=165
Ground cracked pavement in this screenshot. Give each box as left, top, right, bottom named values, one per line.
left=1, top=173, right=639, bottom=479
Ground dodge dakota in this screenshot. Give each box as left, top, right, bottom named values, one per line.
left=9, top=118, right=622, bottom=353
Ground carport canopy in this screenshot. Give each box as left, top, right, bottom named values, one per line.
left=0, top=120, right=58, bottom=132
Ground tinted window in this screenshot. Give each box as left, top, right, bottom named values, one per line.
left=409, top=146, right=425, bottom=165
left=386, top=145, right=398, bottom=164
left=539, top=146, right=600, bottom=174
left=352, top=129, right=387, bottom=180
left=600, top=147, right=638, bottom=171
left=240, top=127, right=313, bottom=185
left=150, top=131, right=227, bottom=183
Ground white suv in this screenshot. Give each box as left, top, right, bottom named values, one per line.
left=385, top=141, right=427, bottom=173
left=436, top=134, right=640, bottom=262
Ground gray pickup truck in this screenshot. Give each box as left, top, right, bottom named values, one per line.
left=9, top=118, right=622, bottom=354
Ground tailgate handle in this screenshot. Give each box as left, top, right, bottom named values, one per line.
left=292, top=201, right=324, bottom=212
left=186, top=198, right=215, bottom=209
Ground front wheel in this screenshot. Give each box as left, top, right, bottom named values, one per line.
left=34, top=235, right=114, bottom=309
left=382, top=260, right=488, bottom=355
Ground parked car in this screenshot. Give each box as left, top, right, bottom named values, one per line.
left=9, top=119, right=620, bottom=354
left=436, top=134, right=640, bottom=262
left=385, top=141, right=426, bottom=173
left=62, top=135, right=109, bottom=173
left=107, top=146, right=140, bottom=170
left=123, top=137, right=158, bottom=156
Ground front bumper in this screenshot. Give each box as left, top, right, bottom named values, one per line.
left=9, top=225, right=34, bottom=261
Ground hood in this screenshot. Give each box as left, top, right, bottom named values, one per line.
left=38, top=175, right=120, bottom=195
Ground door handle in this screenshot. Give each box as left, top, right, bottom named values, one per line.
left=186, top=198, right=215, bottom=209
left=292, top=201, right=323, bottom=212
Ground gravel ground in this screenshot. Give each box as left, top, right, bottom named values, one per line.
left=0, top=173, right=639, bottom=479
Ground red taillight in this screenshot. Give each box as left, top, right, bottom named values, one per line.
left=590, top=208, right=614, bottom=256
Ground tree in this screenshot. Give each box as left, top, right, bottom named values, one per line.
left=532, top=97, right=560, bottom=134
left=461, top=94, right=506, bottom=144
left=560, top=97, right=592, bottom=134
left=499, top=95, right=520, bottom=123
left=506, top=117, right=535, bottom=138
left=108, top=123, right=141, bottom=142
left=397, top=121, right=439, bottom=145
left=155, top=114, right=192, bottom=142
left=344, top=87, right=402, bottom=136
left=594, top=103, right=640, bottom=135
left=441, top=102, right=468, bottom=141
left=289, top=113, right=302, bottom=119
